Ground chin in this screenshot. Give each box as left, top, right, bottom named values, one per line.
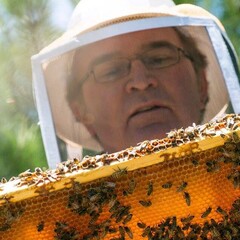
left=131, top=123, right=172, bottom=145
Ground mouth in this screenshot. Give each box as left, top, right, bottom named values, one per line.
left=130, top=105, right=162, bottom=119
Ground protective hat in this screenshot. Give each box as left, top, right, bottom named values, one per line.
left=32, top=0, right=240, bottom=169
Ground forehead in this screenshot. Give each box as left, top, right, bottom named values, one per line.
left=74, top=28, right=183, bottom=67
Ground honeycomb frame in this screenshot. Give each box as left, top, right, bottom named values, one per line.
left=0, top=114, right=240, bottom=239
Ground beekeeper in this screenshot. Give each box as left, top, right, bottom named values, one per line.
left=32, top=0, right=240, bottom=168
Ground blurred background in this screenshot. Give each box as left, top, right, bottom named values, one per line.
left=0, top=0, right=239, bottom=179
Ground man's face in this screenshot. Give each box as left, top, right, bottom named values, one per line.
left=73, top=28, right=207, bottom=153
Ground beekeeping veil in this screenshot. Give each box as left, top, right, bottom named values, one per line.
left=32, top=0, right=240, bottom=169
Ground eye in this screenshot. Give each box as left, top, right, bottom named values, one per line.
left=96, top=61, right=129, bottom=82
left=145, top=55, right=172, bottom=68
left=148, top=56, right=167, bottom=65
left=104, top=65, right=123, bottom=77
left=144, top=48, right=177, bottom=68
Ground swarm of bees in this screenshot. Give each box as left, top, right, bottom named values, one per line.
left=0, top=114, right=240, bottom=239
left=136, top=198, right=240, bottom=239
left=0, top=201, right=24, bottom=232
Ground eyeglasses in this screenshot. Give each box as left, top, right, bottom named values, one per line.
left=79, top=43, right=193, bottom=85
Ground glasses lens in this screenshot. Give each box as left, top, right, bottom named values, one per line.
left=94, top=59, right=130, bottom=82
left=143, top=46, right=179, bottom=69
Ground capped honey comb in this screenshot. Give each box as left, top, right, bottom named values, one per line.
left=1, top=114, right=240, bottom=239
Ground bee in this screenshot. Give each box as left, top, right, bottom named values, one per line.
left=35, top=167, right=43, bottom=174
left=210, top=218, right=218, bottom=227
left=0, top=223, right=11, bottom=231
left=111, top=167, right=128, bottom=179
left=201, top=207, right=212, bottom=218
left=72, top=182, right=82, bottom=193
left=103, top=181, right=116, bottom=189
left=206, top=160, right=220, bottom=173
left=113, top=205, right=130, bottom=222
left=180, top=215, right=194, bottom=224
left=142, top=226, right=151, bottom=238
left=220, top=132, right=227, bottom=138
left=147, top=181, right=153, bottom=196
left=167, top=130, right=178, bottom=139
left=109, top=200, right=120, bottom=212
left=176, top=181, right=187, bottom=192
left=227, top=170, right=240, bottom=188
left=55, top=221, right=68, bottom=229
left=18, top=169, right=33, bottom=178
left=229, top=224, right=239, bottom=237
left=138, top=140, right=150, bottom=151
left=116, top=210, right=129, bottom=223
left=183, top=192, right=191, bottom=206
left=8, top=176, right=17, bottom=182
left=122, top=190, right=129, bottom=196
left=171, top=216, right=177, bottom=230
left=124, top=226, right=133, bottom=239
left=224, top=141, right=237, bottom=151
left=176, top=226, right=185, bottom=238
left=191, top=159, right=199, bottom=167
left=73, top=157, right=80, bottom=164
left=108, top=226, right=117, bottom=234
left=188, top=223, right=201, bottom=237
left=201, top=222, right=211, bottom=238
left=162, top=182, right=172, bottom=189
left=182, top=222, right=191, bottom=231
left=232, top=132, right=240, bottom=143
left=57, top=163, right=69, bottom=173
left=163, top=217, right=171, bottom=227
left=0, top=177, right=7, bottom=184
left=99, top=227, right=108, bottom=239
left=216, top=206, right=228, bottom=217
left=232, top=121, right=240, bottom=130
left=127, top=179, right=136, bottom=194
left=123, top=213, right=132, bottom=224
left=37, top=221, right=44, bottom=232
left=227, top=117, right=234, bottom=129
left=119, top=226, right=125, bottom=238
left=137, top=221, right=146, bottom=229
left=139, top=200, right=152, bottom=207
left=232, top=198, right=240, bottom=210
left=223, top=230, right=233, bottom=240
left=210, top=225, right=221, bottom=238
left=89, top=212, right=100, bottom=225
left=205, top=129, right=217, bottom=137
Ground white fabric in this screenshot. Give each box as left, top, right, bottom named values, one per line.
left=68, top=0, right=175, bottom=29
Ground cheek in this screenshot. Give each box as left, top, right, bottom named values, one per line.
left=82, top=82, right=123, bottom=122
left=160, top=65, right=202, bottom=125
left=165, top=65, right=201, bottom=103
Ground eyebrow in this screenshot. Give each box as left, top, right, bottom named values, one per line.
left=89, top=41, right=177, bottom=67
left=141, top=41, right=178, bottom=51
left=90, top=52, right=121, bottom=68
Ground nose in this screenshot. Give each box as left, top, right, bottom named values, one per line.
left=125, top=59, right=158, bottom=93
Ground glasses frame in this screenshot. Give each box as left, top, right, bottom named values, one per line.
left=78, top=43, right=193, bottom=86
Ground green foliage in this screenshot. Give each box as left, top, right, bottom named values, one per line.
left=0, top=0, right=60, bottom=178
left=0, top=115, right=48, bottom=179
left=221, top=0, right=240, bottom=61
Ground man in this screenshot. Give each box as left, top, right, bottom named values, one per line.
left=67, top=27, right=208, bottom=153
left=32, top=0, right=240, bottom=167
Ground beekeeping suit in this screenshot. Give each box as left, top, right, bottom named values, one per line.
left=32, top=0, right=240, bottom=169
